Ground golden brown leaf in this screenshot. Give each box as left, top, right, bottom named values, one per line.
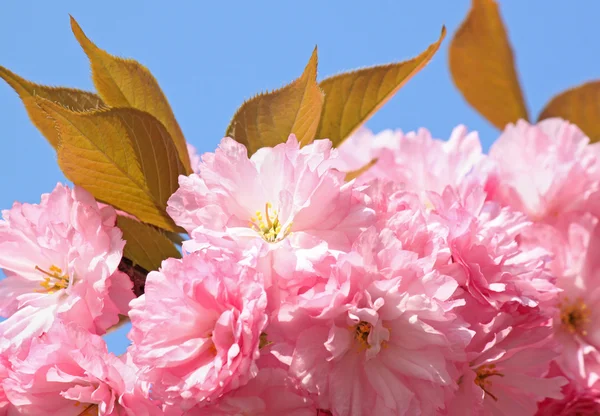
left=70, top=16, right=191, bottom=173
left=36, top=98, right=185, bottom=231
left=449, top=0, right=529, bottom=129
left=117, top=215, right=181, bottom=272
left=316, top=27, right=446, bottom=147
left=226, top=47, right=325, bottom=155
left=0, top=66, right=105, bottom=148
left=345, top=159, right=377, bottom=182
left=538, top=81, right=600, bottom=142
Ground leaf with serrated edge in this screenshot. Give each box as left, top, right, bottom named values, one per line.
left=226, top=47, right=324, bottom=155
left=117, top=215, right=181, bottom=272
left=70, top=16, right=191, bottom=174
left=538, top=81, right=600, bottom=142
left=36, top=98, right=185, bottom=231
left=345, top=159, right=377, bottom=182
left=316, top=27, right=446, bottom=147
left=449, top=0, right=529, bottom=129
left=0, top=66, right=106, bottom=148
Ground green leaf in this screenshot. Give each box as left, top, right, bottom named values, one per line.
left=36, top=98, right=185, bottom=231
left=70, top=16, right=191, bottom=174
left=538, top=81, right=600, bottom=142
left=226, top=47, right=324, bottom=155
left=0, top=66, right=105, bottom=148
left=449, top=0, right=529, bottom=129
left=315, top=27, right=446, bottom=147
left=117, top=215, right=181, bottom=272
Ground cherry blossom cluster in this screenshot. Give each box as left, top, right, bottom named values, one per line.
left=1, top=118, right=600, bottom=415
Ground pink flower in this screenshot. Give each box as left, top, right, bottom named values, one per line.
left=359, top=189, right=451, bottom=277
left=167, top=135, right=373, bottom=301
left=336, top=126, right=486, bottom=197
left=127, top=249, right=268, bottom=412
left=189, top=367, right=317, bottom=416
left=272, top=268, right=472, bottom=416
left=429, top=185, right=558, bottom=319
left=0, top=184, right=133, bottom=347
left=550, top=222, right=600, bottom=383
left=2, top=323, right=160, bottom=416
left=446, top=309, right=566, bottom=415
left=487, top=118, right=600, bottom=224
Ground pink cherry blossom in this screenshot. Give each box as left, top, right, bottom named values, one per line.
left=550, top=221, right=600, bottom=384
left=336, top=125, right=486, bottom=197
left=428, top=185, right=558, bottom=319
left=2, top=322, right=160, bottom=416
left=127, top=249, right=268, bottom=413
left=167, top=135, right=372, bottom=247
left=272, top=267, right=472, bottom=416
left=167, top=135, right=374, bottom=302
left=446, top=308, right=566, bottom=415
left=0, top=183, right=133, bottom=347
left=487, top=118, right=600, bottom=224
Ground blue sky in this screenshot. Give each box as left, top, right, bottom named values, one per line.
left=0, top=1, right=598, bottom=354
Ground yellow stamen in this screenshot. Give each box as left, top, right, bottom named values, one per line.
left=474, top=364, right=504, bottom=402
left=76, top=403, right=98, bottom=415
left=205, top=332, right=217, bottom=356
left=259, top=332, right=272, bottom=349
left=559, top=296, right=591, bottom=336
left=249, top=202, right=292, bottom=243
left=36, top=265, right=69, bottom=294
left=354, top=321, right=373, bottom=351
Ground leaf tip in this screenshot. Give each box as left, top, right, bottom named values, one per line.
left=305, top=46, right=319, bottom=76
left=69, top=14, right=81, bottom=33
left=440, top=25, right=447, bottom=39
left=69, top=15, right=94, bottom=52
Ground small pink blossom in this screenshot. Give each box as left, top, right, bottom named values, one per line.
left=0, top=184, right=133, bottom=347
left=446, top=309, right=566, bottom=415
left=487, top=118, right=600, bottom=224
left=429, top=185, right=558, bottom=319
left=550, top=222, right=600, bottom=383
left=127, top=249, right=268, bottom=412
left=167, top=135, right=374, bottom=301
left=272, top=269, right=472, bottom=416
left=2, top=323, right=159, bottom=416
left=336, top=126, right=486, bottom=196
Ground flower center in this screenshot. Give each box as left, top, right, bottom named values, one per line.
left=559, top=296, right=591, bottom=336
left=474, top=364, right=504, bottom=402
left=205, top=332, right=217, bottom=356
left=259, top=332, right=272, bottom=349
left=74, top=402, right=98, bottom=415
left=36, top=265, right=69, bottom=294
left=249, top=202, right=292, bottom=243
left=354, top=321, right=373, bottom=350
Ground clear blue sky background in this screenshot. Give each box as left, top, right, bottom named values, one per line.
left=0, top=1, right=598, bottom=354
